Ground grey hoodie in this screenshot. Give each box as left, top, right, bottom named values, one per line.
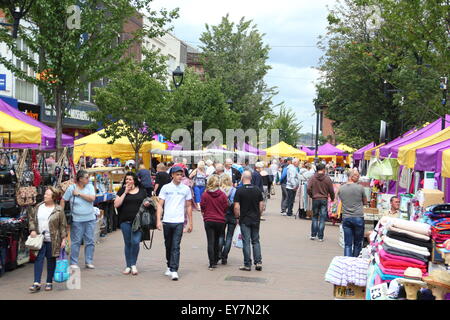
left=286, top=164, right=300, bottom=190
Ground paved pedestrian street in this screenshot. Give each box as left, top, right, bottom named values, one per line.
left=0, top=186, right=341, bottom=300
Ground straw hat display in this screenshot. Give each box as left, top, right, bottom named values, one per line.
left=422, top=270, right=450, bottom=290
left=397, top=267, right=427, bottom=286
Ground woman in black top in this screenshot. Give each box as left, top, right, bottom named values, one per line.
left=114, top=172, right=148, bottom=276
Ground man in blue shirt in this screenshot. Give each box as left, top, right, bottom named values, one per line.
left=279, top=158, right=292, bottom=215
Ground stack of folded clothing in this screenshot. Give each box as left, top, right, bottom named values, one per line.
left=325, top=256, right=370, bottom=287
left=423, top=204, right=450, bottom=247
left=369, top=217, right=432, bottom=283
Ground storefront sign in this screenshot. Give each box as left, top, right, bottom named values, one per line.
left=39, top=95, right=97, bottom=127
left=18, top=102, right=41, bottom=121
left=0, top=74, right=6, bottom=91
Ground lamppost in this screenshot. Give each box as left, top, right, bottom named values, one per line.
left=172, top=66, right=184, bottom=89
left=314, top=102, right=324, bottom=164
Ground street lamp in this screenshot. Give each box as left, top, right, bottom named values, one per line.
left=314, top=102, right=324, bottom=164
left=172, top=66, right=184, bottom=89
left=226, top=98, right=233, bottom=108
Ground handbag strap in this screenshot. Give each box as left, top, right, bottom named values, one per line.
left=58, top=248, right=66, bottom=260
left=142, top=229, right=154, bottom=250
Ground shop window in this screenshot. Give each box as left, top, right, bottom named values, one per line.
left=14, top=38, right=36, bottom=103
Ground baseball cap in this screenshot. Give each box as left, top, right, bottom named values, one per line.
left=286, top=157, right=293, bottom=161
left=170, top=166, right=184, bottom=174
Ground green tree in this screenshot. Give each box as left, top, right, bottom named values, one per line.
left=0, top=0, right=178, bottom=156
left=199, top=15, right=278, bottom=130
left=267, top=105, right=302, bottom=147
left=316, top=0, right=448, bottom=145
left=167, top=69, right=240, bottom=147
left=90, top=62, right=170, bottom=165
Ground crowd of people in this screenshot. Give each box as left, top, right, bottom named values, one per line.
left=26, top=154, right=364, bottom=292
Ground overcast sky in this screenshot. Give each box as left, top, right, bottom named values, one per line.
left=150, top=0, right=337, bottom=134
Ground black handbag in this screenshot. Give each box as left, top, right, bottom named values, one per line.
left=39, top=156, right=52, bottom=186
left=0, top=153, right=16, bottom=185
left=0, top=169, right=13, bottom=185
left=0, top=199, right=20, bottom=218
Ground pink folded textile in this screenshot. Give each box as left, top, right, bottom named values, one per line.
left=387, top=225, right=430, bottom=241
left=378, top=248, right=427, bottom=266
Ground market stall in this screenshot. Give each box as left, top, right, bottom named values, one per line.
left=0, top=111, right=42, bottom=147
left=263, top=141, right=307, bottom=159
left=0, top=99, right=74, bottom=149
left=307, top=142, right=348, bottom=165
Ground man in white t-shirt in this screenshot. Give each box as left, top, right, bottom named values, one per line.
left=156, top=166, right=193, bottom=281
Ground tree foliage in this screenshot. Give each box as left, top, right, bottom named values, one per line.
left=316, top=0, right=449, bottom=148
left=199, top=15, right=278, bottom=130
left=90, top=61, right=170, bottom=165
left=0, top=0, right=178, bottom=155
left=267, top=105, right=302, bottom=147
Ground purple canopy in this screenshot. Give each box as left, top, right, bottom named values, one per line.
left=238, top=142, right=266, bottom=155
left=299, top=146, right=315, bottom=156
left=414, top=139, right=450, bottom=172
left=317, top=143, right=347, bottom=156
left=0, top=99, right=74, bottom=149
left=379, top=115, right=450, bottom=158
left=166, top=141, right=183, bottom=151
left=353, top=142, right=376, bottom=161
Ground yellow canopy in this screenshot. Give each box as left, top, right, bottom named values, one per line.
left=0, top=111, right=41, bottom=144
left=336, top=144, right=356, bottom=153
left=442, top=149, right=450, bottom=178
left=264, top=141, right=307, bottom=159
left=74, top=127, right=168, bottom=163
left=397, top=127, right=450, bottom=169
left=364, top=143, right=385, bottom=160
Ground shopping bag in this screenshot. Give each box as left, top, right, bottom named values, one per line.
left=54, top=248, right=69, bottom=283
left=232, top=224, right=243, bottom=249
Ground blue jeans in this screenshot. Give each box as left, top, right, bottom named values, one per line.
left=286, top=188, right=297, bottom=216
left=240, top=222, right=262, bottom=267
left=163, top=223, right=184, bottom=272
left=70, top=220, right=96, bottom=265
left=311, top=199, right=328, bottom=239
left=219, top=222, right=236, bottom=260
left=120, top=222, right=142, bottom=267
left=34, top=241, right=56, bottom=284
left=193, top=185, right=206, bottom=203
left=343, top=217, right=365, bottom=257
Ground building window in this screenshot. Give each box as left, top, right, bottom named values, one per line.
left=14, top=38, right=35, bottom=103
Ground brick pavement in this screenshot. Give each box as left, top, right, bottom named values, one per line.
left=0, top=186, right=342, bottom=300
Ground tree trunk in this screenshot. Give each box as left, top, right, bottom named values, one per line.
left=55, top=87, right=64, bottom=159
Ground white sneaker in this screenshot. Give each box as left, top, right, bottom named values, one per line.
left=310, top=236, right=317, bottom=240
left=123, top=267, right=131, bottom=275
left=85, top=264, right=95, bottom=269
left=164, top=268, right=172, bottom=276
left=281, top=212, right=287, bottom=216
left=171, top=271, right=179, bottom=281
left=131, top=265, right=138, bottom=275
left=70, top=264, right=80, bottom=269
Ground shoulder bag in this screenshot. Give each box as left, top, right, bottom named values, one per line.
left=25, top=231, right=44, bottom=251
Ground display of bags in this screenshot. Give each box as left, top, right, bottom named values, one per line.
left=24, top=232, right=44, bottom=251
left=0, top=153, right=16, bottom=185
left=54, top=249, right=69, bottom=283
left=0, top=199, right=21, bottom=217
left=16, top=186, right=37, bottom=207
left=232, top=224, right=243, bottom=249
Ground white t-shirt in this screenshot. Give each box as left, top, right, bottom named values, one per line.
left=206, top=166, right=215, bottom=177
left=224, top=167, right=233, bottom=178
left=38, top=204, right=54, bottom=242
left=159, top=182, right=192, bottom=223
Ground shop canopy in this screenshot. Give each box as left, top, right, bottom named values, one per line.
left=397, top=127, right=450, bottom=169
left=336, top=143, right=356, bottom=153
left=263, top=141, right=307, bottom=159
left=0, top=111, right=41, bottom=145
left=0, top=99, right=73, bottom=149
left=364, top=143, right=385, bottom=160
left=74, top=125, right=167, bottom=163
left=317, top=143, right=347, bottom=156
left=379, top=115, right=450, bottom=159
left=237, top=142, right=266, bottom=155
left=299, top=146, right=315, bottom=156
left=442, top=149, right=450, bottom=178
left=414, top=139, right=450, bottom=172
left=353, top=142, right=376, bottom=161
